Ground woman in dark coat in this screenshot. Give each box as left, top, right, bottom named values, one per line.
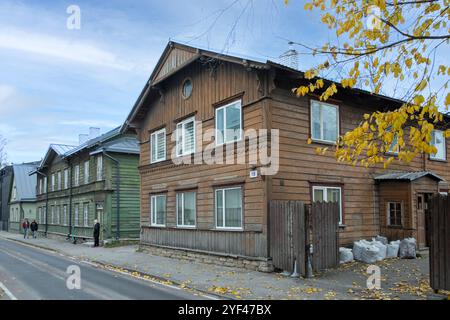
left=93, top=219, right=100, bottom=247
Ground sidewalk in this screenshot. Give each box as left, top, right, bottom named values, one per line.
left=0, top=231, right=445, bottom=300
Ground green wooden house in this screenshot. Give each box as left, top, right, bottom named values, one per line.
left=32, top=127, right=140, bottom=242
left=8, top=162, right=40, bottom=232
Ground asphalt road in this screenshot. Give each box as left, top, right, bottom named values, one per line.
left=0, top=238, right=207, bottom=300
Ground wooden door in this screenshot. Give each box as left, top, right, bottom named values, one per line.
left=417, top=194, right=427, bottom=248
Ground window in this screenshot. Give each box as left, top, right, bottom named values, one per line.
left=182, top=78, right=193, bottom=99
left=43, top=177, right=47, bottom=193
left=311, top=100, right=339, bottom=143
left=215, top=100, right=242, bottom=145
left=12, top=186, right=16, bottom=200
left=215, top=187, right=243, bottom=229
left=63, top=205, right=68, bottom=225
left=83, top=203, right=89, bottom=227
left=312, top=186, right=343, bottom=225
left=96, top=155, right=103, bottom=181
left=56, top=206, right=60, bottom=225
left=51, top=206, right=55, bottom=224
left=387, top=202, right=402, bottom=227
left=176, top=192, right=196, bottom=227
left=176, top=117, right=195, bottom=156
left=74, top=204, right=79, bottom=226
left=150, top=195, right=166, bottom=226
left=42, top=206, right=46, bottom=224
left=51, top=173, right=56, bottom=192
left=151, top=128, right=166, bottom=163
left=64, top=169, right=69, bottom=189
left=431, top=130, right=446, bottom=160
left=74, top=165, right=80, bottom=186
left=57, top=171, right=62, bottom=190
left=38, top=207, right=42, bottom=223
left=388, top=133, right=399, bottom=154
left=84, top=160, right=90, bottom=184
left=39, top=178, right=43, bottom=194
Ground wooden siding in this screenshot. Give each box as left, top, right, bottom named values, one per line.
left=138, top=60, right=269, bottom=258
left=269, top=89, right=450, bottom=245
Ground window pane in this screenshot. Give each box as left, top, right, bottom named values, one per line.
left=157, top=131, right=165, bottom=160
left=177, top=194, right=183, bottom=225
left=184, top=120, right=195, bottom=153
left=216, top=108, right=224, bottom=145
left=151, top=134, right=157, bottom=162
left=311, top=102, right=321, bottom=140
left=184, top=192, right=196, bottom=226
left=313, top=189, right=324, bottom=202
left=224, top=188, right=242, bottom=228
left=156, top=196, right=166, bottom=225
left=432, top=131, right=445, bottom=160
left=322, top=104, right=338, bottom=141
left=216, top=190, right=224, bottom=227
left=225, top=102, right=241, bottom=142
left=327, top=188, right=340, bottom=203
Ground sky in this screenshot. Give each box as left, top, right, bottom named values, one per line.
left=0, top=0, right=447, bottom=164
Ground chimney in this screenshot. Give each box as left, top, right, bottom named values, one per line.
left=279, top=41, right=299, bottom=70
left=89, top=127, right=101, bottom=140
left=79, top=134, right=89, bottom=145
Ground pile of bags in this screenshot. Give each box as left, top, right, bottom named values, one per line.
left=339, top=236, right=417, bottom=264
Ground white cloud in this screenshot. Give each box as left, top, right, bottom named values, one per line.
left=0, top=28, right=134, bottom=71
left=60, top=119, right=119, bottom=128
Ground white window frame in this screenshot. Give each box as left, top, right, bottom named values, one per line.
left=215, top=187, right=243, bottom=230
left=176, top=192, right=196, bottom=228
left=387, top=201, right=403, bottom=227
left=74, top=204, right=79, bottom=226
left=63, top=205, right=67, bottom=226
left=215, top=100, right=242, bottom=146
left=310, top=100, right=339, bottom=143
left=84, top=160, right=90, bottom=184
left=151, top=128, right=166, bottom=163
left=51, top=173, right=55, bottom=192
left=96, top=155, right=103, bottom=181
left=74, top=165, right=80, bottom=187
left=312, top=186, right=343, bottom=225
left=83, top=203, right=89, bottom=227
left=51, top=206, right=55, bottom=225
left=430, top=130, right=446, bottom=161
left=56, top=206, right=60, bottom=225
left=64, top=169, right=69, bottom=189
left=57, top=171, right=62, bottom=190
left=176, top=117, right=196, bottom=157
left=150, top=194, right=166, bottom=227
left=43, top=177, right=47, bottom=193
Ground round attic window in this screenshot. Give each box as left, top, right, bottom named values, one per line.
left=182, top=78, right=193, bottom=99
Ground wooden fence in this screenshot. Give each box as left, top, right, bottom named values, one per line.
left=427, top=195, right=450, bottom=291
left=269, top=200, right=339, bottom=276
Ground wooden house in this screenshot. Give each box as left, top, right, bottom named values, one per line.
left=8, top=162, right=39, bottom=232
left=32, top=127, right=141, bottom=242
left=0, top=165, right=13, bottom=231
left=122, top=42, right=450, bottom=270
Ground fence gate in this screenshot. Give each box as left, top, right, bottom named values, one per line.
left=310, top=202, right=340, bottom=272
left=269, top=201, right=306, bottom=276
left=427, top=195, right=450, bottom=291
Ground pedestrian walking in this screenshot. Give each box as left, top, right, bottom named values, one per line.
left=30, top=220, right=38, bottom=238
left=22, top=219, right=30, bottom=239
left=93, top=219, right=100, bottom=247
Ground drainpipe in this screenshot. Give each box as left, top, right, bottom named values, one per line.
left=103, top=151, right=120, bottom=240
left=66, top=159, right=73, bottom=241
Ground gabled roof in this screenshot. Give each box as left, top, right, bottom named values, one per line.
left=62, top=127, right=121, bottom=158
left=11, top=162, right=39, bottom=202
left=38, top=143, right=77, bottom=170
left=120, top=41, right=413, bottom=134
left=89, top=136, right=139, bottom=156
left=374, top=171, right=444, bottom=182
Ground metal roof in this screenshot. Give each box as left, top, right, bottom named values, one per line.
left=51, top=144, right=76, bottom=155
left=11, top=163, right=39, bottom=201
left=63, top=127, right=121, bottom=158
left=374, top=171, right=444, bottom=182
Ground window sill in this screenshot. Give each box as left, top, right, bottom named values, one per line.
left=387, top=225, right=403, bottom=229
left=215, top=227, right=244, bottom=232
left=150, top=224, right=166, bottom=228
left=338, top=224, right=346, bottom=229
left=176, top=225, right=197, bottom=229
left=429, top=157, right=447, bottom=163
left=310, top=139, right=336, bottom=146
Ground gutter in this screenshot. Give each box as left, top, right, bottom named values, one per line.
left=32, top=170, right=49, bottom=236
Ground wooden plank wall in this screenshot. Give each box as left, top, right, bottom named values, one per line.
left=311, top=202, right=339, bottom=272
left=428, top=194, right=450, bottom=291
left=269, top=200, right=306, bottom=275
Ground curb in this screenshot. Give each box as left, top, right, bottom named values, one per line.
left=0, top=234, right=232, bottom=300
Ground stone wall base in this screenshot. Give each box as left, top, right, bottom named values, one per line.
left=139, top=243, right=274, bottom=273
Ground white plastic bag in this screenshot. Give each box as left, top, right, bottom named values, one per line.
left=353, top=240, right=371, bottom=261
left=375, top=235, right=388, bottom=245
left=399, top=238, right=416, bottom=259
left=339, top=247, right=354, bottom=264
left=370, top=240, right=387, bottom=261
left=360, top=245, right=380, bottom=264
left=386, top=240, right=400, bottom=258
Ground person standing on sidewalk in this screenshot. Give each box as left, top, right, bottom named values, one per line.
left=22, top=219, right=30, bottom=239
left=93, top=219, right=100, bottom=247
left=30, top=220, right=38, bottom=238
